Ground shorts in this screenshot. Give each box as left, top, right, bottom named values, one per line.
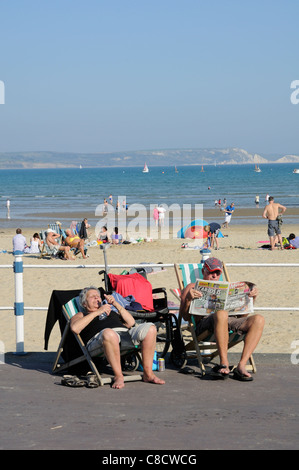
left=268, top=220, right=281, bottom=237
left=196, top=314, right=248, bottom=336
left=48, top=244, right=61, bottom=255
left=87, top=322, right=154, bottom=356
left=211, top=228, right=221, bottom=237
left=224, top=214, right=232, bottom=223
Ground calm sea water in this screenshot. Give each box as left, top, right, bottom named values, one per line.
left=0, top=163, right=298, bottom=227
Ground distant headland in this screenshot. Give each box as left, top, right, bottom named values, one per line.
left=0, top=147, right=299, bottom=169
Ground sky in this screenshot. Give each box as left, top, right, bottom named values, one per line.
left=0, top=0, right=299, bottom=156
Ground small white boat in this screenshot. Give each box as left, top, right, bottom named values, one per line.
left=142, top=163, right=149, bottom=173
left=254, top=164, right=261, bottom=173
left=293, top=168, right=299, bottom=174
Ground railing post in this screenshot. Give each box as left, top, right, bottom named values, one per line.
left=13, top=251, right=26, bottom=355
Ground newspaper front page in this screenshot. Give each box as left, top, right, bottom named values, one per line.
left=189, top=280, right=253, bottom=316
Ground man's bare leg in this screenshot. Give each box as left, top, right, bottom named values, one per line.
left=141, top=325, right=165, bottom=384
left=214, top=310, right=230, bottom=374
left=237, top=314, right=264, bottom=377
left=102, top=330, right=125, bottom=389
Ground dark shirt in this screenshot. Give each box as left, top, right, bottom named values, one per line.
left=209, top=223, right=221, bottom=233
left=80, top=310, right=125, bottom=345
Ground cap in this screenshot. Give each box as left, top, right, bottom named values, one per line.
left=204, top=257, right=223, bottom=273
left=47, top=229, right=54, bottom=233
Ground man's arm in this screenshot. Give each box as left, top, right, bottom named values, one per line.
left=278, top=203, right=287, bottom=214
left=262, top=206, right=268, bottom=219
left=179, top=283, right=201, bottom=321
left=104, top=294, right=135, bottom=329
left=70, top=304, right=111, bottom=335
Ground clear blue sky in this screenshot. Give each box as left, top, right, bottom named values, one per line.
left=0, top=0, right=298, bottom=155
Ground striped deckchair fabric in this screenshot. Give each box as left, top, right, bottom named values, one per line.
left=174, top=262, right=256, bottom=375
left=64, top=297, right=80, bottom=319
left=177, top=263, right=204, bottom=289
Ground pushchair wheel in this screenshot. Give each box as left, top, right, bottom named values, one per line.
left=170, top=349, right=187, bottom=369
left=121, top=352, right=140, bottom=371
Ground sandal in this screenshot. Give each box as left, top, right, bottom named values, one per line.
left=61, top=375, right=85, bottom=387
left=85, top=372, right=99, bottom=388
left=179, top=366, right=196, bottom=375
left=233, top=368, right=253, bottom=382
left=210, top=364, right=230, bottom=380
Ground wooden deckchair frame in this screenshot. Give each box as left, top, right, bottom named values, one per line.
left=52, top=297, right=142, bottom=386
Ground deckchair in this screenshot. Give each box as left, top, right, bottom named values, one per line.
left=39, top=230, right=60, bottom=259
left=174, top=262, right=256, bottom=375
left=48, top=222, right=67, bottom=239
left=52, top=296, right=143, bottom=386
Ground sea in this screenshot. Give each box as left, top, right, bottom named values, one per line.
left=0, top=163, right=298, bottom=228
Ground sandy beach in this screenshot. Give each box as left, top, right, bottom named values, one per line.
left=1, top=213, right=299, bottom=356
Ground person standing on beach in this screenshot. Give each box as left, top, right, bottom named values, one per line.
left=222, top=202, right=235, bottom=228
left=262, top=196, right=286, bottom=250
left=6, top=199, right=10, bottom=219
left=153, top=205, right=159, bottom=226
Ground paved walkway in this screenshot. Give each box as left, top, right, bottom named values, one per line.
left=1, top=352, right=298, bottom=450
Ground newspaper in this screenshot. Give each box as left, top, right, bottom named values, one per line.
left=189, top=279, right=253, bottom=316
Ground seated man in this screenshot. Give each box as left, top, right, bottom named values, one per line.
left=70, top=287, right=165, bottom=389
left=288, top=233, right=299, bottom=249
left=179, top=257, right=264, bottom=381
left=46, top=229, right=75, bottom=260
left=12, top=228, right=27, bottom=253
left=64, top=229, right=87, bottom=259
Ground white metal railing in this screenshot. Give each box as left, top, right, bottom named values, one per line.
left=1, top=251, right=299, bottom=354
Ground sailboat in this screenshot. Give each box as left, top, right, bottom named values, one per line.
left=293, top=168, right=299, bottom=174
left=254, top=164, right=261, bottom=173
left=201, top=165, right=204, bottom=172
left=142, top=163, right=149, bottom=173
left=175, top=166, right=179, bottom=173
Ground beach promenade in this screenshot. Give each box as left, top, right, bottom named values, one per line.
left=1, top=351, right=298, bottom=450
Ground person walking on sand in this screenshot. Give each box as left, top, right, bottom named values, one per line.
left=153, top=205, right=159, bottom=226
left=222, top=202, right=235, bottom=228
left=262, top=196, right=286, bottom=250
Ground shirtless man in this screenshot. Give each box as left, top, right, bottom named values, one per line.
left=46, top=229, right=75, bottom=260
left=262, top=196, right=286, bottom=250
left=64, top=229, right=87, bottom=259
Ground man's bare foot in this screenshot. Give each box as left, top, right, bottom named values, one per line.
left=143, top=373, right=165, bottom=385
left=112, top=375, right=125, bottom=389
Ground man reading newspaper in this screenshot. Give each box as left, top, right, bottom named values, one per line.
left=179, top=257, right=264, bottom=381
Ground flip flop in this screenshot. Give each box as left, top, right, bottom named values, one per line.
left=210, top=364, right=230, bottom=380
left=233, top=369, right=253, bottom=382
left=179, top=366, right=196, bottom=375
left=61, top=375, right=85, bottom=387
